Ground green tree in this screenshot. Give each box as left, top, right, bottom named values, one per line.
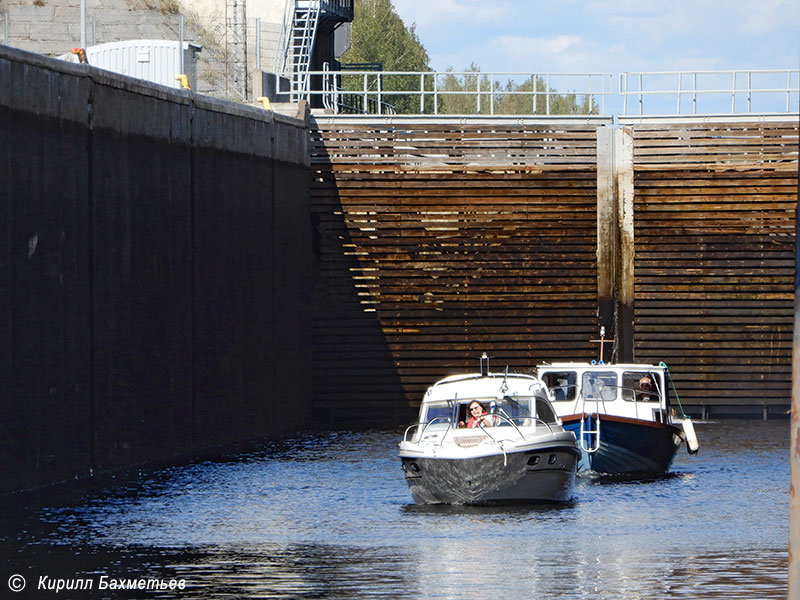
left=439, top=70, right=599, bottom=116
left=338, top=0, right=431, bottom=114
left=336, top=1, right=598, bottom=116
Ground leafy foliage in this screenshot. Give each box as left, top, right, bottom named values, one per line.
left=338, top=0, right=431, bottom=113
left=436, top=66, right=599, bottom=116
left=336, top=0, right=598, bottom=116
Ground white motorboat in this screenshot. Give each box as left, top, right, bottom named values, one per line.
left=399, top=355, right=579, bottom=505
left=537, top=359, right=699, bottom=477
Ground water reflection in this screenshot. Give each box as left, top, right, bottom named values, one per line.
left=0, top=420, right=789, bottom=599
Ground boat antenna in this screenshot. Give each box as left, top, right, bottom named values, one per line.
left=590, top=326, right=614, bottom=364
left=480, top=352, right=489, bottom=376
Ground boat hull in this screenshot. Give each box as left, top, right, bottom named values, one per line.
left=400, top=445, right=578, bottom=505
left=561, top=414, right=682, bottom=476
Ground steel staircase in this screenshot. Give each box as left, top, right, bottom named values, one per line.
left=291, top=0, right=321, bottom=101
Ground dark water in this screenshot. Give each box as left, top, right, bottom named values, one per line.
left=0, top=420, right=788, bottom=599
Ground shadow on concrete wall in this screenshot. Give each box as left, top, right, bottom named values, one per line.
left=0, top=46, right=312, bottom=494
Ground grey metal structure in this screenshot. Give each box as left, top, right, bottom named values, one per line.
left=226, top=0, right=248, bottom=101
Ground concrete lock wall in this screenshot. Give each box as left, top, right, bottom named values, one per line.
left=0, top=45, right=312, bottom=494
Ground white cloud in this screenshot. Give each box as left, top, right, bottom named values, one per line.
left=394, top=0, right=799, bottom=75
left=392, top=0, right=511, bottom=27
left=732, top=0, right=799, bottom=34
left=491, top=35, right=581, bottom=69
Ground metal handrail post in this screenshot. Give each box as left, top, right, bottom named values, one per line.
left=434, top=73, right=438, bottom=115
left=362, top=73, right=367, bottom=114
left=377, top=72, right=382, bottom=115
left=677, top=72, right=682, bottom=114
left=321, top=62, right=329, bottom=110
left=747, top=71, right=752, bottom=113
left=490, top=73, right=495, bottom=115
left=420, top=73, right=424, bottom=113
left=692, top=72, right=697, bottom=114
left=546, top=73, right=551, bottom=115
left=335, top=72, right=341, bottom=114
left=476, top=74, right=481, bottom=114
left=603, top=74, right=608, bottom=114
left=638, top=73, right=643, bottom=115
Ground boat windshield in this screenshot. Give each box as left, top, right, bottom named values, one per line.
left=582, top=371, right=618, bottom=402
left=493, top=395, right=558, bottom=425
left=535, top=397, right=558, bottom=424
left=490, top=396, right=532, bottom=425
left=421, top=402, right=452, bottom=424
left=540, top=371, right=577, bottom=401
left=621, top=371, right=662, bottom=403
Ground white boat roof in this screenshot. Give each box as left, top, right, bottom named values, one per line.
left=537, top=362, right=665, bottom=372
left=423, top=372, right=545, bottom=403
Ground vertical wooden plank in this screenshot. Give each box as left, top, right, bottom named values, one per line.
left=596, top=126, right=616, bottom=350
left=616, top=126, right=635, bottom=361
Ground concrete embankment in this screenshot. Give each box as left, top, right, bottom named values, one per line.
left=0, top=44, right=312, bottom=494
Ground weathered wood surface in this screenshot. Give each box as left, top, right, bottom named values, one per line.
left=310, top=118, right=798, bottom=425
left=310, top=121, right=602, bottom=425
left=630, top=121, right=797, bottom=412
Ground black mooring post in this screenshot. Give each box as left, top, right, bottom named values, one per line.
left=790, top=120, right=800, bottom=595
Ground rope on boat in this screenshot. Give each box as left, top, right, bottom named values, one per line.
left=498, top=442, right=508, bottom=467
left=659, top=361, right=687, bottom=419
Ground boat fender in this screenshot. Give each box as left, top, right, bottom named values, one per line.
left=682, top=417, right=699, bottom=455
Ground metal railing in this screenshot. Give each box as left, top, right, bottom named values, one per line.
left=310, top=68, right=613, bottom=116
left=619, top=69, right=800, bottom=116
left=298, top=68, right=800, bottom=117
left=318, top=0, right=353, bottom=19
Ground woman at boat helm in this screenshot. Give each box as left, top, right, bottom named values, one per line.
left=461, top=401, right=493, bottom=428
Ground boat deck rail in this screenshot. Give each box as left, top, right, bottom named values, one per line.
left=403, top=414, right=554, bottom=445
left=404, top=416, right=452, bottom=442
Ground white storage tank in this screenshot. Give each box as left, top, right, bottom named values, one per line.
left=60, top=40, right=202, bottom=90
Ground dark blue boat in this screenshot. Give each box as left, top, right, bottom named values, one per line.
left=537, top=362, right=698, bottom=476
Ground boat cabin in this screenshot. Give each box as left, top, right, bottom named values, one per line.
left=537, top=363, right=671, bottom=423
left=416, top=373, right=560, bottom=431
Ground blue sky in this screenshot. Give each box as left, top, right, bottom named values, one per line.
left=392, top=0, right=800, bottom=74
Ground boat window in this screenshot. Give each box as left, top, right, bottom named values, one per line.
left=422, top=403, right=451, bottom=423
left=491, top=396, right=532, bottom=426
left=455, top=401, right=488, bottom=425
left=540, top=371, right=577, bottom=401
left=582, top=371, right=618, bottom=402
left=535, top=396, right=558, bottom=424
left=622, top=371, right=660, bottom=403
